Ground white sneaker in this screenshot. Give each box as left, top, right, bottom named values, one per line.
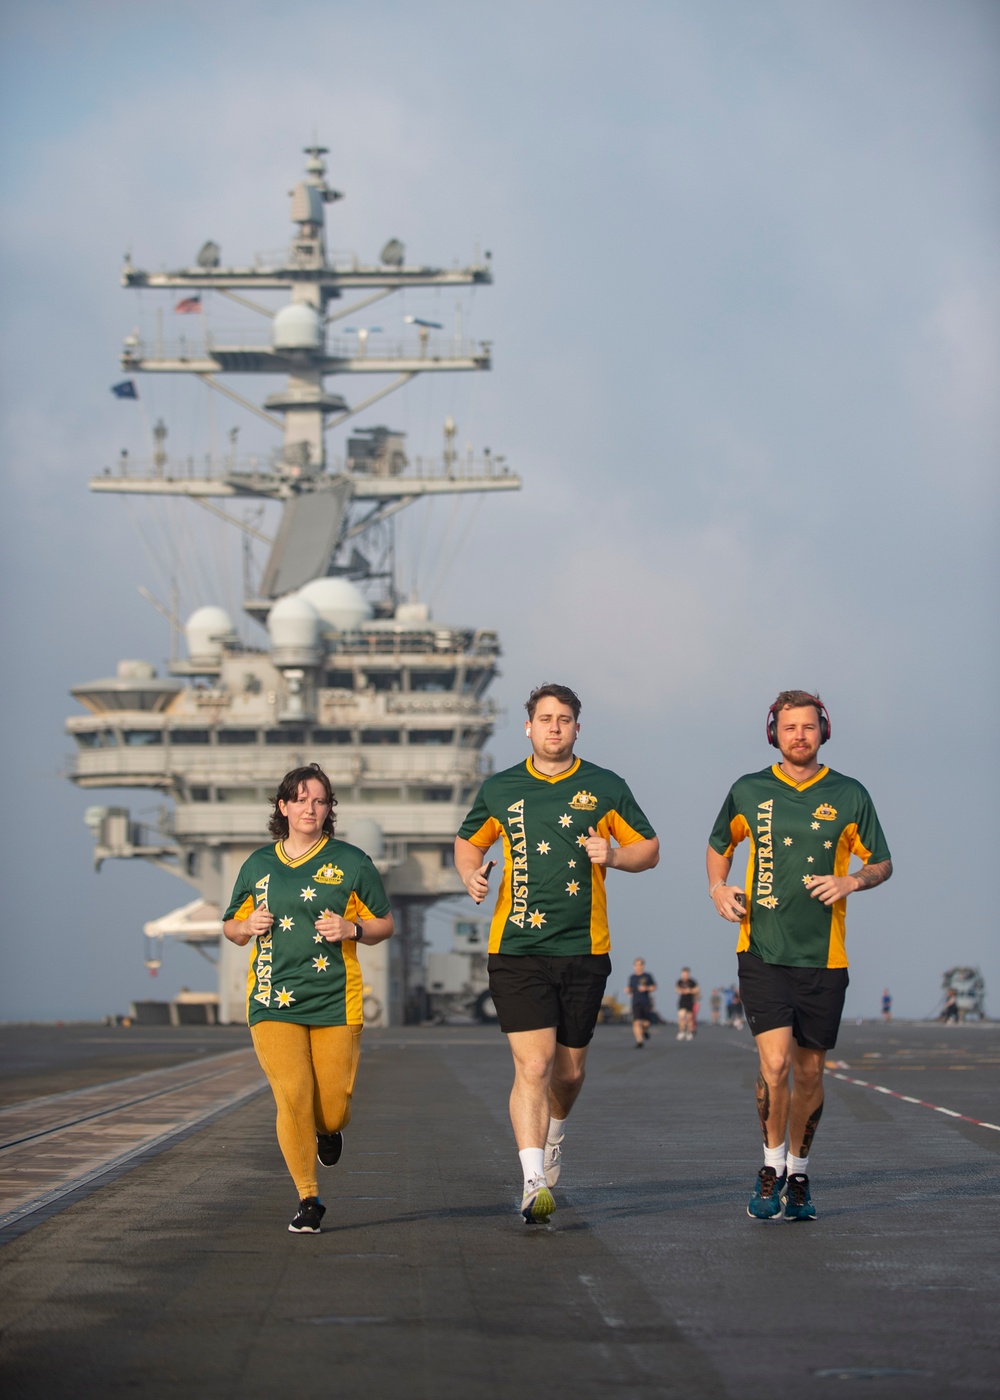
left=521, top=1175, right=555, bottom=1223
left=676, top=1031, right=685, bottom=1040
left=544, top=1137, right=563, bottom=1187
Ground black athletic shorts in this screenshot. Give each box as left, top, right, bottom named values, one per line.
left=487, top=953, right=612, bottom=1048
left=677, top=994, right=695, bottom=1012
left=738, top=951, right=849, bottom=1050
left=631, top=996, right=652, bottom=1022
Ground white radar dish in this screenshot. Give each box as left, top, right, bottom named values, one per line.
left=297, top=578, right=373, bottom=632
left=273, top=303, right=323, bottom=350
left=267, top=594, right=321, bottom=650
left=185, top=605, right=233, bottom=662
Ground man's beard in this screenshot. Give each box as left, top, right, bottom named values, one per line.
left=780, top=741, right=819, bottom=766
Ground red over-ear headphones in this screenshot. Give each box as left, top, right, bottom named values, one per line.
left=767, top=696, right=831, bottom=748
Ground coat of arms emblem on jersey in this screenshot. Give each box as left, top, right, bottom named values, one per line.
left=314, top=863, right=344, bottom=884
left=568, top=790, right=598, bottom=812
left=812, top=804, right=837, bottom=821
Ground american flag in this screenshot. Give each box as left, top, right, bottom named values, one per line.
left=174, top=295, right=202, bottom=314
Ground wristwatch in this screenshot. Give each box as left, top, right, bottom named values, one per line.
left=353, top=924, right=363, bottom=941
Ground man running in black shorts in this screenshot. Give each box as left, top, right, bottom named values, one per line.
left=627, top=958, right=657, bottom=1048
left=706, top=690, right=892, bottom=1221
left=675, top=967, right=699, bottom=1041
left=455, top=684, right=659, bottom=1222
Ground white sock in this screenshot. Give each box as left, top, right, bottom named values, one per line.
left=763, top=1144, right=787, bottom=1176
left=519, top=1147, right=546, bottom=1187
left=787, top=1153, right=809, bottom=1176
left=546, top=1116, right=566, bottom=1145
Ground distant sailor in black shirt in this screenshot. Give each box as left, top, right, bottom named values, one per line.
left=627, top=958, right=657, bottom=1048
left=456, top=684, right=659, bottom=1223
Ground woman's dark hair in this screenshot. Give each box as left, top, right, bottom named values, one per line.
left=268, top=763, right=337, bottom=839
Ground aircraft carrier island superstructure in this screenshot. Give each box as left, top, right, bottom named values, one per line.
left=66, top=144, right=519, bottom=1024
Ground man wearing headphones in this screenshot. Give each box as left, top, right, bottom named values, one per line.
left=706, top=690, right=892, bottom=1222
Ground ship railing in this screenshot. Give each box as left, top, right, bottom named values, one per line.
left=97, top=453, right=272, bottom=483
left=122, top=331, right=486, bottom=361
left=383, top=694, right=497, bottom=713
left=331, top=631, right=498, bottom=658
left=95, top=452, right=512, bottom=487
left=69, top=748, right=483, bottom=782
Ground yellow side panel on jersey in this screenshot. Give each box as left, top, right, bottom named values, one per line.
left=825, top=823, right=860, bottom=968
left=488, top=826, right=515, bottom=953
left=604, top=810, right=645, bottom=846
left=343, top=893, right=378, bottom=1024
left=341, top=941, right=364, bottom=1024
left=233, top=895, right=254, bottom=921
left=731, top=815, right=754, bottom=952
left=587, top=814, right=615, bottom=954
left=466, top=816, right=504, bottom=850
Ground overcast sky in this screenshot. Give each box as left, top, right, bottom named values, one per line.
left=1, top=0, right=997, bottom=1022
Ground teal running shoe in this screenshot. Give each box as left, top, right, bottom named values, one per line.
left=782, top=1172, right=816, bottom=1221
left=747, top=1166, right=786, bottom=1219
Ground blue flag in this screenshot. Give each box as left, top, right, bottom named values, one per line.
left=111, top=380, right=138, bottom=399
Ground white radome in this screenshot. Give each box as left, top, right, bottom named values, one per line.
left=266, top=594, right=321, bottom=650
left=297, top=578, right=372, bottom=631
left=272, top=302, right=323, bottom=350
left=185, top=605, right=233, bottom=662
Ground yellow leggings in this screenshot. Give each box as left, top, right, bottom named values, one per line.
left=250, top=1021, right=362, bottom=1200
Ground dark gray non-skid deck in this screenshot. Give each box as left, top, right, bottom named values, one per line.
left=0, top=1020, right=997, bottom=1398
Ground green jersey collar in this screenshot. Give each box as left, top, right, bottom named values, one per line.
left=525, top=755, right=582, bottom=785
left=771, top=763, right=829, bottom=793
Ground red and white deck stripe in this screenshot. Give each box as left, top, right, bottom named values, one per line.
left=823, top=1063, right=1000, bottom=1132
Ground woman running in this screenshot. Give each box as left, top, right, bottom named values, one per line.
left=223, top=763, right=394, bottom=1233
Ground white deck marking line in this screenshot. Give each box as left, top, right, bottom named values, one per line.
left=824, top=1070, right=1000, bottom=1132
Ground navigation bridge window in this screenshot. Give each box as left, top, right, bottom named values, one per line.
left=218, top=729, right=259, bottom=745
left=122, top=730, right=163, bottom=747
left=265, top=729, right=307, bottom=745
left=74, top=731, right=118, bottom=748
left=462, top=669, right=490, bottom=696
left=410, top=669, right=456, bottom=692
left=409, top=786, right=453, bottom=803
left=363, top=671, right=401, bottom=693
left=360, top=729, right=401, bottom=745
left=170, top=729, right=211, bottom=745
left=324, top=670, right=355, bottom=690
left=408, top=730, right=454, bottom=745
left=312, top=729, right=352, bottom=744
left=218, top=786, right=261, bottom=803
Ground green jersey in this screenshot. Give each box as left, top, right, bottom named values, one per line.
left=458, top=755, right=656, bottom=956
left=224, top=835, right=390, bottom=1027
left=708, top=764, right=890, bottom=969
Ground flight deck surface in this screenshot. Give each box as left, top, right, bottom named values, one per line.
left=0, top=1019, right=997, bottom=1398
